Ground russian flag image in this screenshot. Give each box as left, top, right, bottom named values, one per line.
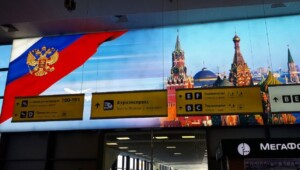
left=0, top=31, right=126, bottom=123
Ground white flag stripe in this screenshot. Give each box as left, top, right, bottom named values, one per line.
left=10, top=37, right=42, bottom=62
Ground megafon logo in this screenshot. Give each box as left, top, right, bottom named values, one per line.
left=237, top=143, right=250, bottom=156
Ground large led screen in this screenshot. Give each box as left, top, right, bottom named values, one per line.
left=1, top=15, right=300, bottom=132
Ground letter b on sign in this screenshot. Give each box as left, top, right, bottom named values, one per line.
left=186, top=104, right=193, bottom=112
left=282, top=95, right=291, bottom=103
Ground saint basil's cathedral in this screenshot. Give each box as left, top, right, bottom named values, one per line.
left=162, top=33, right=299, bottom=127
left=228, top=34, right=253, bottom=86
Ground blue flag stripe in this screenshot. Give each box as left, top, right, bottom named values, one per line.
left=7, top=34, right=83, bottom=85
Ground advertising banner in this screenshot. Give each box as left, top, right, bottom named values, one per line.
left=1, top=14, right=300, bottom=131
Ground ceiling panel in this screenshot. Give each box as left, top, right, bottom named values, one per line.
left=1, top=0, right=300, bottom=44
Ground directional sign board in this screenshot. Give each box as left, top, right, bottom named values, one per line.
left=268, top=85, right=300, bottom=113
left=176, top=87, right=263, bottom=115
left=91, top=90, right=168, bottom=119
left=12, top=94, right=84, bottom=122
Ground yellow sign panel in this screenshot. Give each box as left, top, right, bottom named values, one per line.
left=91, top=90, right=168, bottom=119
left=176, top=87, right=263, bottom=115
left=12, top=94, right=84, bottom=122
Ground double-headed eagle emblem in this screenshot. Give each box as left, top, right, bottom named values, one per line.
left=26, top=46, right=59, bottom=76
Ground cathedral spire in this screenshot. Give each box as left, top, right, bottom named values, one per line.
left=229, top=33, right=252, bottom=86
left=287, top=47, right=299, bottom=83
left=175, top=33, right=182, bottom=52
left=288, top=47, right=294, bottom=63
left=232, top=34, right=245, bottom=65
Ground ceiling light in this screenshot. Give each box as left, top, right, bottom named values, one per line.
left=119, top=147, right=128, bottom=149
left=135, top=153, right=143, bottom=155
left=166, top=146, right=176, bottom=149
left=174, top=153, right=182, bottom=155
left=181, top=135, right=195, bottom=139
left=128, top=150, right=136, bottom=152
left=106, top=142, right=118, bottom=146
left=116, top=137, right=130, bottom=140
left=154, top=136, right=168, bottom=140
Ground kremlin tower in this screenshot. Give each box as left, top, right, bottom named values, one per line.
left=229, top=34, right=253, bottom=86
left=166, top=34, right=194, bottom=121
left=287, top=48, right=299, bottom=83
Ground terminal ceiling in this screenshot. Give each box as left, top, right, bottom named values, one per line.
left=0, top=0, right=300, bottom=44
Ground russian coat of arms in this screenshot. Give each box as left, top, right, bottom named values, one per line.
left=26, top=46, right=59, bottom=76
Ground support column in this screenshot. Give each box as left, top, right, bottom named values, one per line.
left=136, top=158, right=140, bottom=170
left=122, top=155, right=125, bottom=170
left=126, top=156, right=130, bottom=170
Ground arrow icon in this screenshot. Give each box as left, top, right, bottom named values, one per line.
left=179, top=95, right=182, bottom=98
left=179, top=106, right=182, bottom=110
left=95, top=103, right=100, bottom=108
left=273, top=97, right=279, bottom=102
